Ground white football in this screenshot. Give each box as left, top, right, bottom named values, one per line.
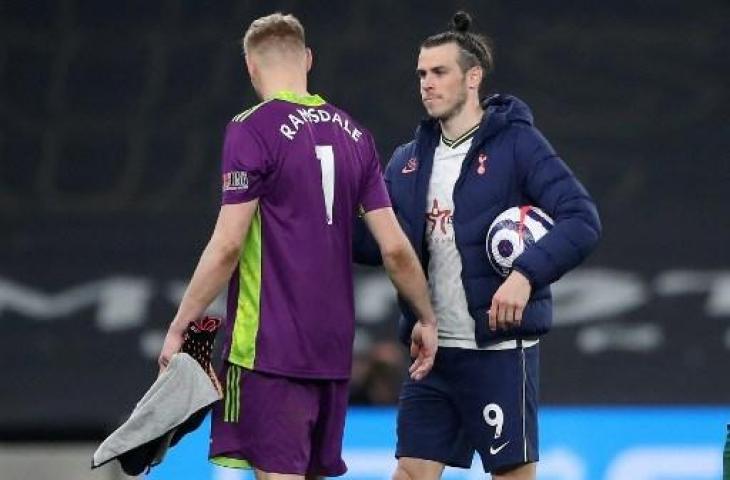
left=486, top=206, right=554, bottom=277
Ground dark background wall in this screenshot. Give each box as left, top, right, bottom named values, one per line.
left=1, top=0, right=728, bottom=439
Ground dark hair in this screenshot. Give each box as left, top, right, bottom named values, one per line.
left=421, top=11, right=494, bottom=96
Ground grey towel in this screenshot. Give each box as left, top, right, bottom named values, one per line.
left=91, top=352, right=221, bottom=472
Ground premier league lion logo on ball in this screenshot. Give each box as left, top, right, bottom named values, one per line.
left=486, top=206, right=554, bottom=277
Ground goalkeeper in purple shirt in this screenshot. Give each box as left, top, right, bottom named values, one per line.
left=157, top=12, right=438, bottom=480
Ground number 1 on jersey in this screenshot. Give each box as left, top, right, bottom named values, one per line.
left=315, top=145, right=335, bottom=225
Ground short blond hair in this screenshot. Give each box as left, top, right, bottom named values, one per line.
left=242, top=13, right=306, bottom=55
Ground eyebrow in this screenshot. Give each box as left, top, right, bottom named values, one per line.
left=416, top=65, right=448, bottom=76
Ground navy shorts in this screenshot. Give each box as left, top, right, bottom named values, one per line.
left=396, top=344, right=539, bottom=473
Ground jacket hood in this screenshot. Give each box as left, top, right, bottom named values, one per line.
left=481, top=93, right=534, bottom=131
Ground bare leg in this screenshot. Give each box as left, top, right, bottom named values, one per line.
left=392, top=457, right=445, bottom=480
left=254, top=470, right=305, bottom=480
left=492, top=462, right=536, bottom=480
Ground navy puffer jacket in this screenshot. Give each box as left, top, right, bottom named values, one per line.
left=354, top=94, right=601, bottom=347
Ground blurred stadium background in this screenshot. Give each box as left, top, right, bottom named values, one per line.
left=1, top=1, right=728, bottom=479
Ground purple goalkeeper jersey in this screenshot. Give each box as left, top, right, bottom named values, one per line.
left=219, top=91, right=390, bottom=379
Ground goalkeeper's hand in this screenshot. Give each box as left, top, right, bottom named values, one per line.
left=158, top=323, right=186, bottom=373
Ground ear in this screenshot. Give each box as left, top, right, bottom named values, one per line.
left=467, top=66, right=483, bottom=91
left=244, top=53, right=256, bottom=79
left=305, top=47, right=313, bottom=73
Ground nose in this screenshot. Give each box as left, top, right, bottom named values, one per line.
left=421, top=73, right=434, bottom=91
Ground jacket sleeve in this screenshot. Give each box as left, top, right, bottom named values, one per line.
left=352, top=146, right=401, bottom=266
left=511, top=126, right=602, bottom=289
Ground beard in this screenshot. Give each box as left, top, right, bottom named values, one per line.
left=433, top=85, right=468, bottom=122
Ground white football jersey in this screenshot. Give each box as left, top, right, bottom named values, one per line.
left=426, top=131, right=538, bottom=350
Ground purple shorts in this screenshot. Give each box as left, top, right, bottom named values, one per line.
left=209, top=363, right=349, bottom=477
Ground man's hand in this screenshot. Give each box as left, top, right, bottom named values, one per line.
left=409, top=320, right=438, bottom=381
left=158, top=323, right=186, bottom=373
left=489, top=270, right=532, bottom=331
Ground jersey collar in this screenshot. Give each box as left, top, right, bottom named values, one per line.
left=441, top=123, right=480, bottom=149
left=270, top=90, right=326, bottom=106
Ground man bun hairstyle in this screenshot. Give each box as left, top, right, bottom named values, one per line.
left=422, top=11, right=494, bottom=97
left=451, top=10, right=472, bottom=33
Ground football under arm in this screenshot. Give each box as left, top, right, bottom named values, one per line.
left=168, top=200, right=259, bottom=332
left=363, top=207, right=436, bottom=326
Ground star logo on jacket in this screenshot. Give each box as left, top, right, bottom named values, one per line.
left=477, top=153, right=488, bottom=175
left=402, top=157, right=418, bottom=174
